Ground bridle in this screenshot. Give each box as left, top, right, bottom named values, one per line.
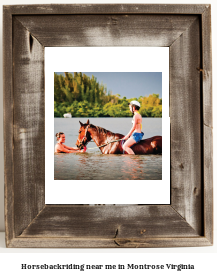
left=78, top=124, right=91, bottom=148
left=78, top=124, right=123, bottom=150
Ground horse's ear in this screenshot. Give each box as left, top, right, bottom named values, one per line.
left=79, top=121, right=83, bottom=126
left=86, top=119, right=90, bottom=125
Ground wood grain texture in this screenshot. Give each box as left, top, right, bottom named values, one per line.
left=20, top=205, right=199, bottom=238
left=3, top=4, right=207, bottom=15
left=8, top=237, right=212, bottom=248
left=201, top=6, right=213, bottom=244
left=12, top=17, right=45, bottom=237
left=3, top=7, right=14, bottom=247
left=3, top=4, right=213, bottom=248
left=203, top=125, right=213, bottom=243
left=170, top=17, right=202, bottom=234
left=16, top=15, right=197, bottom=47
left=202, top=6, right=212, bottom=129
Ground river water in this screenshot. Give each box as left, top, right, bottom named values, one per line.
left=54, top=118, right=162, bottom=180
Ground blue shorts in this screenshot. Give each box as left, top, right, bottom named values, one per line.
left=131, top=132, right=144, bottom=143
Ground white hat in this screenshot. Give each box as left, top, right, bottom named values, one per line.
left=129, top=100, right=141, bottom=107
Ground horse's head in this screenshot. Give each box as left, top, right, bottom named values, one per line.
left=76, top=119, right=92, bottom=149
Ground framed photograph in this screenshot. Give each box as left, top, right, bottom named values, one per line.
left=4, top=4, right=212, bottom=247
left=45, top=47, right=170, bottom=205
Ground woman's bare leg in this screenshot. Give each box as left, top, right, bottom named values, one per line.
left=123, top=138, right=136, bottom=154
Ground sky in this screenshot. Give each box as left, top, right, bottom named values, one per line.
left=56, top=72, right=162, bottom=99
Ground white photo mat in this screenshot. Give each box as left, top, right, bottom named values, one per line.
left=45, top=47, right=170, bottom=204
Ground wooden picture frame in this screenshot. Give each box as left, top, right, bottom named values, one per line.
left=3, top=4, right=213, bottom=248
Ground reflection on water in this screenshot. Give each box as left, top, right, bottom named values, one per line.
left=54, top=118, right=162, bottom=180
left=54, top=152, right=162, bottom=180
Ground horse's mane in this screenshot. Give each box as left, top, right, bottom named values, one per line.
left=89, top=124, right=116, bottom=137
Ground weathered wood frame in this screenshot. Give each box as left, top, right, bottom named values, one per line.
left=3, top=4, right=212, bottom=248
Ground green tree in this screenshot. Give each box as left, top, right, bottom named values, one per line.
left=54, top=72, right=162, bottom=118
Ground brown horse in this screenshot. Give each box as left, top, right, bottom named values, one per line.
left=76, top=119, right=162, bottom=155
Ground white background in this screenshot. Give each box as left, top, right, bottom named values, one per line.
left=45, top=47, right=170, bottom=204
left=0, top=0, right=216, bottom=277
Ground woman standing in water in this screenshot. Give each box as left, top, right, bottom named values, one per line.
left=55, top=132, right=86, bottom=153
left=122, top=101, right=144, bottom=155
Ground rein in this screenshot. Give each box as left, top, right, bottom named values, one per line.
left=87, top=139, right=123, bottom=150
left=79, top=125, right=123, bottom=150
